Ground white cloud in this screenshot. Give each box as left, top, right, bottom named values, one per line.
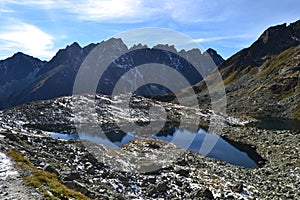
left=1, top=0, right=56, bottom=8
left=0, top=22, right=55, bottom=59
left=162, top=0, right=224, bottom=23
left=2, top=0, right=232, bottom=23
left=193, top=35, right=252, bottom=43
left=0, top=1, right=13, bottom=13
left=0, top=8, right=14, bottom=13
left=70, top=0, right=157, bottom=22
left=2, top=0, right=159, bottom=22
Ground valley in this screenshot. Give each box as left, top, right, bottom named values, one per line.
left=0, top=19, right=299, bottom=199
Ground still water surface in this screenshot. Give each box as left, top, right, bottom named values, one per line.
left=50, top=128, right=261, bottom=168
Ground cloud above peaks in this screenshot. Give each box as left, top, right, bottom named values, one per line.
left=2, top=0, right=232, bottom=23
left=0, top=22, right=55, bottom=59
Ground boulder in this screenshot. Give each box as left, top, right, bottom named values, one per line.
left=43, top=164, right=59, bottom=176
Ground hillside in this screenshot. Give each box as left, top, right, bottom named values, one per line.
left=194, top=20, right=300, bottom=119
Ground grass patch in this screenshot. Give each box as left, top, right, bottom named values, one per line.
left=256, top=46, right=300, bottom=79
left=8, top=150, right=31, bottom=165
left=255, top=64, right=274, bottom=78
left=7, top=150, right=89, bottom=200
left=224, top=71, right=239, bottom=85
left=248, top=66, right=259, bottom=75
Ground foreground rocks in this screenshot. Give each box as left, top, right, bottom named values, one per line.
left=0, top=122, right=299, bottom=199
left=220, top=126, right=300, bottom=199
left=0, top=128, right=247, bottom=199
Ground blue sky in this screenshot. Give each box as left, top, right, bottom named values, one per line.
left=0, top=0, right=300, bottom=60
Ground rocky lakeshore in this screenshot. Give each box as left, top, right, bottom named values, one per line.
left=0, top=94, right=299, bottom=199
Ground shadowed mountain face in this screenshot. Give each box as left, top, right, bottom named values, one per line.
left=0, top=53, right=46, bottom=108
left=194, top=19, right=300, bottom=120
left=0, top=38, right=223, bottom=110
left=0, top=52, right=46, bottom=85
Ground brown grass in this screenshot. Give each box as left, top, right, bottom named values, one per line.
left=8, top=150, right=89, bottom=200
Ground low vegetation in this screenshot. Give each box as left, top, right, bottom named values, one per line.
left=223, top=71, right=239, bottom=85
left=8, top=150, right=89, bottom=200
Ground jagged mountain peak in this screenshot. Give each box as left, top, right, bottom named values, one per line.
left=205, top=48, right=217, bottom=54
left=129, top=43, right=148, bottom=51
left=106, top=37, right=124, bottom=43
left=63, top=41, right=82, bottom=53
left=0, top=36, right=223, bottom=109
left=2, top=52, right=43, bottom=63
left=103, top=37, right=128, bottom=50
left=204, top=48, right=225, bottom=66
left=153, top=44, right=178, bottom=53
left=0, top=51, right=44, bottom=71
left=186, top=48, right=202, bottom=54
left=258, top=19, right=300, bottom=44
left=12, top=52, right=30, bottom=58
left=68, top=41, right=81, bottom=47
left=251, top=21, right=300, bottom=56
left=65, top=42, right=82, bottom=51
left=46, top=42, right=83, bottom=63
left=47, top=42, right=85, bottom=65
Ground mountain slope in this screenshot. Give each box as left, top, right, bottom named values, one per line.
left=194, top=19, right=300, bottom=119
left=220, top=20, right=300, bottom=77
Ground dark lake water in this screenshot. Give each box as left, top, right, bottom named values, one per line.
left=49, top=128, right=262, bottom=168
left=248, top=118, right=300, bottom=130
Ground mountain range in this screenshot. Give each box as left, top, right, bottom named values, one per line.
left=0, top=39, right=223, bottom=110
left=0, top=19, right=299, bottom=120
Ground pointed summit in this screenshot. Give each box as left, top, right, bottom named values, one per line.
left=129, top=43, right=148, bottom=51
left=13, top=52, right=28, bottom=58
left=104, top=37, right=128, bottom=51
left=205, top=48, right=224, bottom=66
left=153, top=44, right=178, bottom=53
left=68, top=42, right=81, bottom=49
left=7, top=52, right=41, bottom=62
